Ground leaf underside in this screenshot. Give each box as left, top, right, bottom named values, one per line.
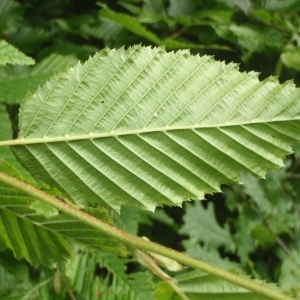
left=7, top=45, right=300, bottom=212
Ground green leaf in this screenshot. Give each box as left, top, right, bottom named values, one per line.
left=175, top=270, right=279, bottom=300
left=96, top=17, right=126, bottom=45
left=0, top=104, right=33, bottom=180
left=182, top=239, right=236, bottom=269
left=154, top=281, right=178, bottom=300
left=0, top=161, right=126, bottom=266
left=119, top=2, right=142, bottom=15
left=0, top=40, right=35, bottom=66
left=241, top=170, right=296, bottom=235
left=217, top=0, right=252, bottom=14
left=0, top=104, right=11, bottom=141
left=281, top=49, right=300, bottom=71
left=7, top=27, right=51, bottom=53
left=168, top=0, right=195, bottom=18
left=97, top=252, right=155, bottom=300
left=262, top=0, right=300, bottom=12
left=99, top=5, right=162, bottom=44
left=179, top=202, right=235, bottom=252
left=278, top=249, right=300, bottom=296
left=0, top=252, right=34, bottom=299
left=232, top=215, right=252, bottom=263
left=111, top=206, right=150, bottom=235
left=143, top=0, right=164, bottom=14
left=65, top=248, right=102, bottom=300
left=0, top=53, right=77, bottom=104
left=39, top=41, right=97, bottom=61
left=229, top=23, right=286, bottom=54
left=241, top=171, right=292, bottom=215
left=163, top=38, right=231, bottom=51
left=1, top=45, right=300, bottom=213
left=0, top=0, right=21, bottom=31
left=0, top=186, right=70, bottom=267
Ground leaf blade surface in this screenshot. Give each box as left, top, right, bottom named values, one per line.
left=5, top=45, right=300, bottom=211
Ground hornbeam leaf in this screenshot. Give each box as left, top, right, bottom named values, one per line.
left=1, top=45, right=300, bottom=212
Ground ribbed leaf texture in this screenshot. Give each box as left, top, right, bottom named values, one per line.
left=5, top=45, right=300, bottom=212
left=0, top=40, right=34, bottom=66
left=97, top=252, right=155, bottom=300
left=0, top=161, right=126, bottom=265
left=66, top=249, right=154, bottom=300
left=100, top=5, right=161, bottom=44
left=174, top=270, right=279, bottom=300
left=0, top=169, right=70, bottom=266
left=7, top=27, right=51, bottom=53
left=65, top=248, right=103, bottom=300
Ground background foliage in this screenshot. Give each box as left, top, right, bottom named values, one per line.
left=1, top=0, right=300, bottom=299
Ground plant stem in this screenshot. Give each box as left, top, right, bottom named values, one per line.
left=0, top=171, right=295, bottom=300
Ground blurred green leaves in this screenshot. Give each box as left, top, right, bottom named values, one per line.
left=1, top=0, right=300, bottom=299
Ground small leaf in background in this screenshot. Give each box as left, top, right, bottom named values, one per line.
left=0, top=40, right=35, bottom=66
left=175, top=269, right=279, bottom=300
left=281, top=49, right=300, bottom=71
left=0, top=104, right=19, bottom=170
left=97, top=252, right=155, bottom=300
left=240, top=170, right=296, bottom=234
left=110, top=205, right=151, bottom=235
left=168, top=0, right=195, bottom=18
left=232, top=215, right=253, bottom=263
left=179, top=202, right=235, bottom=252
left=278, top=249, right=300, bottom=297
left=154, top=281, right=178, bottom=300
left=0, top=251, right=44, bottom=299
left=182, top=239, right=237, bottom=269
left=251, top=224, right=276, bottom=248
left=7, top=27, right=51, bottom=54
left=65, top=248, right=103, bottom=300
left=99, top=5, right=162, bottom=45
left=0, top=53, right=78, bottom=104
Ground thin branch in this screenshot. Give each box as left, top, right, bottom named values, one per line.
left=0, top=171, right=295, bottom=300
